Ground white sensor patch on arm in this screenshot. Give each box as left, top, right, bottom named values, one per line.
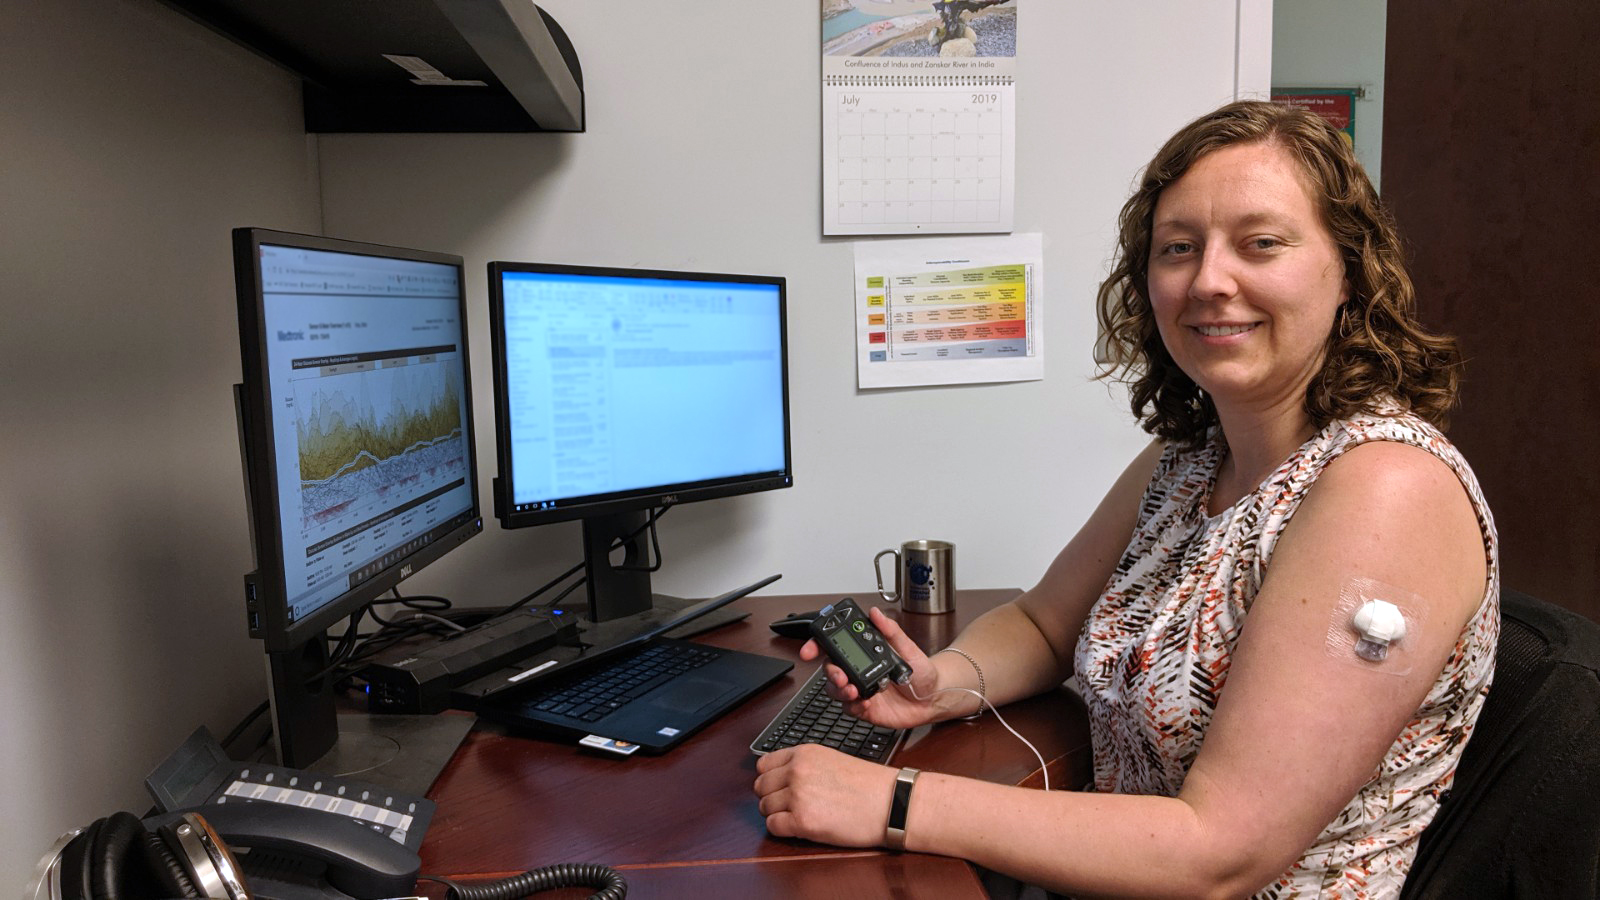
left=1325, top=577, right=1429, bottom=676
left=1353, top=599, right=1407, bottom=661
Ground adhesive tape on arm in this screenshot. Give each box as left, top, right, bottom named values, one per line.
left=1352, top=599, right=1407, bottom=662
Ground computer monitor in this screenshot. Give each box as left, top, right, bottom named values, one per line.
left=233, top=228, right=482, bottom=769
left=487, top=261, right=792, bottom=624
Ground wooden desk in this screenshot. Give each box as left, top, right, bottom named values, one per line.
left=419, top=589, right=1092, bottom=898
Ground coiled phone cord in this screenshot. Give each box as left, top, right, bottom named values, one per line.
left=424, top=863, right=627, bottom=900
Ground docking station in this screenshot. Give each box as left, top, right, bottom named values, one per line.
left=361, top=607, right=577, bottom=714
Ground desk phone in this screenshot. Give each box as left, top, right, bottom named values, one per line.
left=145, top=727, right=432, bottom=851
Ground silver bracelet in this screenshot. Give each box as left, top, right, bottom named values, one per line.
left=935, top=647, right=986, bottom=717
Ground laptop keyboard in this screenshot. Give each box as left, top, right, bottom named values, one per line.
left=524, top=641, right=723, bottom=724
left=751, top=667, right=904, bottom=761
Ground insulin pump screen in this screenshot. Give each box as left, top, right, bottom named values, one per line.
left=827, top=629, right=875, bottom=674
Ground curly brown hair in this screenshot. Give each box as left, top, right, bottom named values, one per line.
left=1096, top=100, right=1461, bottom=445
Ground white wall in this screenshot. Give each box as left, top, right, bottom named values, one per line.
left=0, top=0, right=319, bottom=886
left=0, top=0, right=1268, bottom=888
left=317, top=0, right=1272, bottom=613
left=1272, top=0, right=1387, bottom=189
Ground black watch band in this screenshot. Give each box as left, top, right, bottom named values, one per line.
left=885, top=767, right=920, bottom=850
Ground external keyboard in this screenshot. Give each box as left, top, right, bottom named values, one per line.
left=525, top=641, right=722, bottom=724
left=750, top=666, right=905, bottom=761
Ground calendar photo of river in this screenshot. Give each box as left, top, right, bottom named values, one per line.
left=823, top=0, right=1016, bottom=58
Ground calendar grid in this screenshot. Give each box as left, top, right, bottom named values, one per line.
left=824, top=75, right=1015, bottom=235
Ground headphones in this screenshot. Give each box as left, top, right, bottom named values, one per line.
left=28, top=811, right=250, bottom=900
left=31, top=809, right=628, bottom=900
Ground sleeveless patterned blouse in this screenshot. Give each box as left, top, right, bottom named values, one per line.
left=1073, top=409, right=1499, bottom=898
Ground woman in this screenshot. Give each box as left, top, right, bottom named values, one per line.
left=753, top=100, right=1498, bottom=898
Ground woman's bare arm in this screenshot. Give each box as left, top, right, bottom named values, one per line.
left=763, top=441, right=1488, bottom=898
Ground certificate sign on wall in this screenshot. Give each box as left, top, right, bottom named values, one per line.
left=822, top=1, right=1019, bottom=236
left=855, top=233, right=1043, bottom=389
left=1271, top=88, right=1360, bottom=145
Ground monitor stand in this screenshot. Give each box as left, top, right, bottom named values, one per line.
left=309, top=713, right=476, bottom=798
left=663, top=600, right=748, bottom=638
left=577, top=510, right=752, bottom=640
left=266, top=645, right=476, bottom=798
left=555, top=592, right=749, bottom=652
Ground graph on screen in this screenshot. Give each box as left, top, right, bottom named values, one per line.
left=292, top=355, right=467, bottom=532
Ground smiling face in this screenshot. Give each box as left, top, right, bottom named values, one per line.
left=1146, top=140, right=1350, bottom=421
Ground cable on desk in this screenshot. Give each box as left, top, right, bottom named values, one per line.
left=315, top=606, right=369, bottom=680
left=219, top=700, right=270, bottom=754
left=422, top=863, right=627, bottom=900
left=610, top=503, right=670, bottom=573
left=367, top=593, right=452, bottom=627
left=498, top=503, right=672, bottom=617
left=496, top=561, right=586, bottom=617
left=331, top=591, right=476, bottom=681
left=533, top=575, right=588, bottom=615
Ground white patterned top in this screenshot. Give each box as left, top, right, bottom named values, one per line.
left=1074, top=408, right=1499, bottom=898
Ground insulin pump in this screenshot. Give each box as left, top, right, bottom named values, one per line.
left=809, top=598, right=912, bottom=698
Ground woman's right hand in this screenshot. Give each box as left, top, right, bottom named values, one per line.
left=799, top=606, right=965, bottom=729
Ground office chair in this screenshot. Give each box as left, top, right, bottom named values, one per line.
left=1400, top=588, right=1600, bottom=898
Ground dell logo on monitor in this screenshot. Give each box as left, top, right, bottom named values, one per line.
left=400, top=564, right=413, bottom=579
left=660, top=494, right=679, bottom=505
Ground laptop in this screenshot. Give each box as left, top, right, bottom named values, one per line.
left=474, top=575, right=794, bottom=754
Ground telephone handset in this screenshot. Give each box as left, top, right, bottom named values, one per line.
left=148, top=802, right=419, bottom=899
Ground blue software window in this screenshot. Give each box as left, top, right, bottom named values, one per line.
left=499, top=270, right=786, bottom=509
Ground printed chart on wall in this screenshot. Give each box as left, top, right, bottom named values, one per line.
left=823, top=0, right=1018, bottom=236
left=856, top=233, right=1042, bottom=389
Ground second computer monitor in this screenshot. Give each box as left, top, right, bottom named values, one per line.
left=487, top=262, right=792, bottom=621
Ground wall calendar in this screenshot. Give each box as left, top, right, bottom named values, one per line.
left=822, top=1, right=1019, bottom=236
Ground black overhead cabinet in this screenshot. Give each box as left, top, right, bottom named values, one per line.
left=158, top=0, right=584, bottom=133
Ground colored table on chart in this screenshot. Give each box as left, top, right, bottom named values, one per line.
left=867, top=262, right=1029, bottom=363
left=854, top=234, right=1042, bottom=389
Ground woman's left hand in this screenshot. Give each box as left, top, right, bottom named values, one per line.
left=753, top=743, right=899, bottom=847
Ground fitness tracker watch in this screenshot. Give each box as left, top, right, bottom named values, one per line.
left=885, top=767, right=920, bottom=850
